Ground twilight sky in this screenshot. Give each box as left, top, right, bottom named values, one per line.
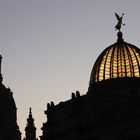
left=0, top=0, right=140, bottom=138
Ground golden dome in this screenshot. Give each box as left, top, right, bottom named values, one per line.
left=90, top=32, right=140, bottom=85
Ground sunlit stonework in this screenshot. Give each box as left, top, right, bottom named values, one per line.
left=90, top=32, right=140, bottom=85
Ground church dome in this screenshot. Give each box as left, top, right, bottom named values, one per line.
left=89, top=32, right=140, bottom=85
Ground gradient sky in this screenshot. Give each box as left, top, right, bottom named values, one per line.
left=0, top=0, right=140, bottom=138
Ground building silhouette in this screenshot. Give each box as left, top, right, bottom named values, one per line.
left=1, top=15, right=140, bottom=139
left=23, top=108, right=38, bottom=140
left=40, top=31, right=140, bottom=140
left=0, top=56, right=21, bottom=140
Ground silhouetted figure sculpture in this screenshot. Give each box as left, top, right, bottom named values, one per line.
left=76, top=91, right=80, bottom=97
left=51, top=101, right=54, bottom=107
left=47, top=103, right=51, bottom=109
left=115, top=13, right=125, bottom=31
left=23, top=108, right=38, bottom=140
left=0, top=55, right=21, bottom=140
left=72, top=92, right=76, bottom=99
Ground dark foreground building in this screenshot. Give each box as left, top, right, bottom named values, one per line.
left=40, top=31, right=140, bottom=140
left=0, top=56, right=21, bottom=140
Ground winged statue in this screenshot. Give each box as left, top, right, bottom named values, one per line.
left=115, top=13, right=125, bottom=31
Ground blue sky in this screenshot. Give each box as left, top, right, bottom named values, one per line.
left=0, top=0, right=140, bottom=138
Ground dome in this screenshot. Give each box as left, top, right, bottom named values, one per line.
left=90, top=32, right=140, bottom=85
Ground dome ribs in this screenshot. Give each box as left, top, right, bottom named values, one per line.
left=103, top=48, right=110, bottom=81
left=124, top=44, right=135, bottom=77
left=121, top=43, right=127, bottom=77
left=129, top=46, right=140, bottom=77
left=110, top=45, right=116, bottom=79
left=89, top=40, right=140, bottom=85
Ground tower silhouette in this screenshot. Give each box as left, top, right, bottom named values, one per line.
left=23, top=108, right=38, bottom=140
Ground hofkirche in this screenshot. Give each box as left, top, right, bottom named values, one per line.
left=1, top=14, right=140, bottom=140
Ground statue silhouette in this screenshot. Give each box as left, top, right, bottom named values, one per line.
left=115, top=13, right=125, bottom=31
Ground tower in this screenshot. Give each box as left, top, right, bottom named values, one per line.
left=24, top=108, right=38, bottom=140
left=0, top=54, right=21, bottom=140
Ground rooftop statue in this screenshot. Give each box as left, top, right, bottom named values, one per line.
left=115, top=13, right=125, bottom=31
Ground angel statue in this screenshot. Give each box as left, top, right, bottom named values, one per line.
left=115, top=13, right=125, bottom=31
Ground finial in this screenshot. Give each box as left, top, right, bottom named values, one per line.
left=115, top=13, right=125, bottom=31
left=27, top=107, right=34, bottom=123
left=117, top=31, right=124, bottom=42
left=29, top=107, right=32, bottom=116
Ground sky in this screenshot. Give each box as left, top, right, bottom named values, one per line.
left=0, top=0, right=140, bottom=138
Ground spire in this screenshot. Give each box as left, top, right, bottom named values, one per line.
left=0, top=55, right=3, bottom=83
left=24, top=107, right=38, bottom=140
left=28, top=107, right=34, bottom=124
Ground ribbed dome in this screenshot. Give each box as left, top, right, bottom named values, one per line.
left=90, top=32, right=140, bottom=85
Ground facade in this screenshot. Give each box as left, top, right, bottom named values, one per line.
left=0, top=56, right=21, bottom=140
left=40, top=31, right=140, bottom=140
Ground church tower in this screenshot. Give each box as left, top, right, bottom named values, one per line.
left=0, top=54, right=21, bottom=140
left=23, top=108, right=38, bottom=140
